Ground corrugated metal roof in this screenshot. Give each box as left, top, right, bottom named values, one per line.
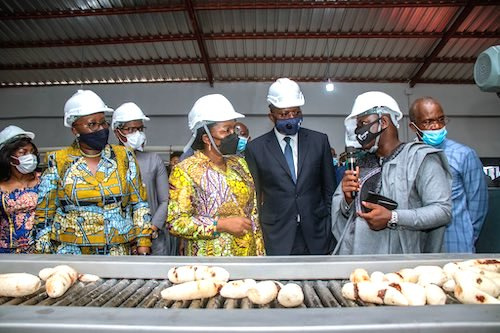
left=197, top=7, right=459, bottom=33
left=0, top=1, right=498, bottom=87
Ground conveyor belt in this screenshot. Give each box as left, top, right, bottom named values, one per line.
left=0, top=278, right=463, bottom=309
left=0, top=254, right=499, bottom=333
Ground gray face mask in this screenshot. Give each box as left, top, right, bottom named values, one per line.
left=11, top=154, right=38, bottom=174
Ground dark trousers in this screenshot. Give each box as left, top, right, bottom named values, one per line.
left=290, top=223, right=310, bottom=255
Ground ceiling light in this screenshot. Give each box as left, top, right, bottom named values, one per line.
left=325, top=78, right=335, bottom=92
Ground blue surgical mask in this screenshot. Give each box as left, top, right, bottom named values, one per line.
left=275, top=117, right=302, bottom=135
left=236, top=136, right=248, bottom=153
left=412, top=123, right=447, bottom=146
left=332, top=157, right=338, bottom=166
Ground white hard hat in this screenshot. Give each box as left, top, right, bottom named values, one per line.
left=0, top=125, right=35, bottom=149
left=111, top=102, right=150, bottom=130
left=188, top=94, right=244, bottom=132
left=345, top=91, right=403, bottom=129
left=63, top=90, right=114, bottom=128
left=267, top=78, right=305, bottom=108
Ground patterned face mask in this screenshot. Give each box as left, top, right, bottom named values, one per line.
left=355, top=117, right=385, bottom=148
left=275, top=117, right=302, bottom=135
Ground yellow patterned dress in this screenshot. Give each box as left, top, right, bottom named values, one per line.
left=35, top=143, right=152, bottom=255
left=167, top=151, right=265, bottom=256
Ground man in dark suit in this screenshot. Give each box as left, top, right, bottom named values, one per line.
left=245, top=78, right=336, bottom=255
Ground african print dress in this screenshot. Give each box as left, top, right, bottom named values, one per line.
left=0, top=184, right=39, bottom=253
left=35, top=143, right=152, bottom=255
left=167, top=151, right=265, bottom=256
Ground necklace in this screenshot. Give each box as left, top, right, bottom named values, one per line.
left=79, top=149, right=101, bottom=158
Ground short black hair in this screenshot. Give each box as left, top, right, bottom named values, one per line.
left=170, top=151, right=182, bottom=159
left=0, top=137, right=38, bottom=182
left=191, top=123, right=215, bottom=151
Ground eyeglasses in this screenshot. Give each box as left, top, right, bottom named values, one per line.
left=120, top=126, right=146, bottom=133
left=419, top=116, right=449, bottom=128
left=76, top=119, right=109, bottom=132
left=272, top=109, right=302, bottom=119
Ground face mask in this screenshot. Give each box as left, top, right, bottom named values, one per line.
left=78, top=128, right=109, bottom=151
left=120, top=130, right=147, bottom=151
left=236, top=136, right=248, bottom=154
left=217, top=132, right=240, bottom=155
left=275, top=117, right=302, bottom=135
left=355, top=117, right=385, bottom=148
left=332, top=157, right=338, bottom=167
left=11, top=154, right=38, bottom=174
left=412, top=124, right=447, bottom=146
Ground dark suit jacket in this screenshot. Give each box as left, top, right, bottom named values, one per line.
left=245, top=128, right=336, bottom=255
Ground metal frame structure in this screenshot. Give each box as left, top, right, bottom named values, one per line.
left=0, top=0, right=498, bottom=86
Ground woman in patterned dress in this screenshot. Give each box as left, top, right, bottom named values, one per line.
left=167, top=94, right=265, bottom=256
left=0, top=126, right=40, bottom=254
left=35, top=90, right=152, bottom=255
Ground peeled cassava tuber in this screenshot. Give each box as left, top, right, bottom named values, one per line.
left=397, top=269, right=419, bottom=283
left=424, top=283, right=447, bottom=305
left=457, top=259, right=500, bottom=273
left=342, top=281, right=408, bottom=306
left=453, top=270, right=499, bottom=297
left=220, top=279, right=257, bottom=299
left=350, top=268, right=370, bottom=283
left=454, top=281, right=500, bottom=305
left=0, top=273, right=41, bottom=297
left=443, top=262, right=460, bottom=280
left=415, top=266, right=447, bottom=287
left=161, top=279, right=225, bottom=301
left=78, top=273, right=101, bottom=283
left=195, top=266, right=230, bottom=282
left=38, top=267, right=55, bottom=281
left=247, top=281, right=280, bottom=305
left=392, top=282, right=426, bottom=306
left=370, top=271, right=385, bottom=284
left=457, top=266, right=500, bottom=287
left=384, top=272, right=404, bottom=284
left=167, top=265, right=229, bottom=284
left=45, top=265, right=79, bottom=298
left=442, top=279, right=456, bottom=293
left=277, top=283, right=304, bottom=308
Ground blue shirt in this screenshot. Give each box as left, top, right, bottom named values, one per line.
left=438, top=139, right=488, bottom=253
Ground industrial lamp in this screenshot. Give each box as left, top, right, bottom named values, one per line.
left=325, top=78, right=335, bottom=92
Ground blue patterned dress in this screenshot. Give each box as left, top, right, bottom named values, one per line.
left=0, top=184, right=39, bottom=253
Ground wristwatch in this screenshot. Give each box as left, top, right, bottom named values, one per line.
left=387, top=211, right=399, bottom=230
left=151, top=229, right=159, bottom=239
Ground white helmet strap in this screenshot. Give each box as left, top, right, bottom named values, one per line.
left=367, top=120, right=382, bottom=153
left=203, top=123, right=224, bottom=156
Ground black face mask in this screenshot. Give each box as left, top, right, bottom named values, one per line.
left=78, top=128, right=109, bottom=151
left=355, top=118, right=385, bottom=147
left=217, top=133, right=239, bottom=155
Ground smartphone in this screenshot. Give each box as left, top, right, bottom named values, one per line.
left=363, top=191, right=398, bottom=212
